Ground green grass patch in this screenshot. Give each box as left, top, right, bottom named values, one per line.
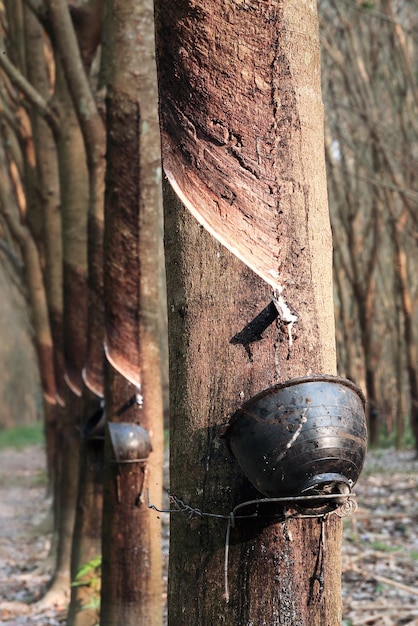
left=0, top=420, right=44, bottom=450
left=370, top=541, right=401, bottom=553
left=373, top=418, right=415, bottom=451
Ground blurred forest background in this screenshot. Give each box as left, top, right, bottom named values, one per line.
left=0, top=0, right=415, bottom=446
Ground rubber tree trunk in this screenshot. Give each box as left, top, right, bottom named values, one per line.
left=47, top=0, right=106, bottom=398
left=40, top=57, right=88, bottom=603
left=50, top=4, right=107, bottom=621
left=163, top=187, right=341, bottom=626
left=155, top=1, right=342, bottom=624
left=100, top=366, right=164, bottom=626
left=48, top=389, right=81, bottom=600
left=99, top=0, right=165, bottom=623
left=67, top=392, right=104, bottom=626
left=53, top=59, right=89, bottom=397
left=23, top=5, right=63, bottom=494
left=391, top=216, right=418, bottom=450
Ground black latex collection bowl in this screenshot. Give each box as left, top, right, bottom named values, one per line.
left=222, top=375, right=367, bottom=501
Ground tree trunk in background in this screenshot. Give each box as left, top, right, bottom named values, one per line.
left=53, top=61, right=89, bottom=397
left=0, top=131, right=56, bottom=404
left=47, top=0, right=107, bottom=398
left=320, top=0, right=418, bottom=445
left=100, top=366, right=163, bottom=626
left=0, top=259, right=42, bottom=429
left=42, top=389, right=81, bottom=606
left=391, top=214, right=418, bottom=450
left=67, top=392, right=104, bottom=626
left=155, top=1, right=341, bottom=623
left=50, top=5, right=107, bottom=621
left=39, top=59, right=89, bottom=605
left=100, top=0, right=165, bottom=623
left=4, top=0, right=26, bottom=75
left=47, top=0, right=106, bottom=398
left=23, top=4, right=63, bottom=493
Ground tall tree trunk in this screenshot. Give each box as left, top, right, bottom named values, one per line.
left=100, top=366, right=164, bottom=626
left=99, top=0, right=165, bottom=623
left=163, top=187, right=340, bottom=626
left=155, top=2, right=344, bottom=624
left=67, top=392, right=104, bottom=626
left=38, top=59, right=89, bottom=607
left=53, top=60, right=89, bottom=396
left=47, top=0, right=106, bottom=398
left=39, top=389, right=81, bottom=609
left=50, top=5, right=108, bottom=622
left=391, top=214, right=418, bottom=450
left=23, top=4, right=63, bottom=496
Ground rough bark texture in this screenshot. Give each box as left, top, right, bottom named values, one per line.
left=100, top=365, right=163, bottom=626
left=103, top=92, right=142, bottom=385
left=67, top=394, right=104, bottom=626
left=156, top=0, right=333, bottom=315
left=164, top=187, right=340, bottom=626
left=102, top=0, right=163, bottom=389
left=100, top=0, right=165, bottom=623
left=155, top=1, right=340, bottom=623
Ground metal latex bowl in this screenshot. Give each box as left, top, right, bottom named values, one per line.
left=108, top=422, right=152, bottom=463
left=222, top=375, right=367, bottom=500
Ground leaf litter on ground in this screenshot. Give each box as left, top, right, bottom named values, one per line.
left=0, top=444, right=418, bottom=625
left=343, top=448, right=418, bottom=626
left=0, top=446, right=66, bottom=625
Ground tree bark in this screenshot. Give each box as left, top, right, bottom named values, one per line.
left=155, top=1, right=342, bottom=624
left=0, top=129, right=56, bottom=403
left=47, top=0, right=106, bottom=398
left=100, top=366, right=163, bottom=626
left=100, top=0, right=164, bottom=390
left=39, top=389, right=81, bottom=607
left=24, top=4, right=64, bottom=408
left=391, top=212, right=418, bottom=450
left=52, top=59, right=89, bottom=396
left=99, top=0, right=165, bottom=623
left=67, top=393, right=104, bottom=626
left=163, top=186, right=340, bottom=625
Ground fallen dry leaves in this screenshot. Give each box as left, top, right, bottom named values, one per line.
left=0, top=446, right=67, bottom=625
left=1, top=444, right=418, bottom=625
left=342, top=449, right=418, bottom=626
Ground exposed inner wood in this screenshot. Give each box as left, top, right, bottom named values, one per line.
left=158, top=1, right=328, bottom=294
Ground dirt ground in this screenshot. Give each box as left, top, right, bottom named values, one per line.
left=0, top=447, right=64, bottom=625
left=1, top=445, right=418, bottom=625
left=342, top=448, right=418, bottom=625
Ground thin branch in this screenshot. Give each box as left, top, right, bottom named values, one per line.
left=46, top=0, right=105, bottom=171
left=22, top=0, right=48, bottom=17
left=348, top=564, right=418, bottom=597
left=0, top=45, right=60, bottom=132
left=0, top=236, right=24, bottom=273
left=337, top=0, right=418, bottom=39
